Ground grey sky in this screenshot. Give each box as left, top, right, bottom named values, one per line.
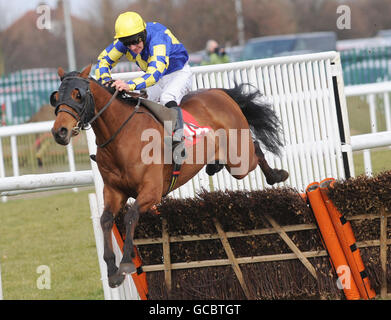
left=0, top=0, right=90, bottom=30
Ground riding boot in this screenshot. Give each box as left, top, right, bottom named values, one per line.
left=165, top=100, right=186, bottom=164
left=165, top=100, right=182, bottom=142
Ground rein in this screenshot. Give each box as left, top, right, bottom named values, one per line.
left=66, top=88, right=121, bottom=137
left=88, top=88, right=119, bottom=126
left=97, top=98, right=141, bottom=148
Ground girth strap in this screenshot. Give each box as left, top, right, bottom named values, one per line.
left=163, top=106, right=186, bottom=197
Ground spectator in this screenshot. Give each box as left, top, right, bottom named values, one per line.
left=201, top=39, right=230, bottom=65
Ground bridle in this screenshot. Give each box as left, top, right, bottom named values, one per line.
left=50, top=74, right=140, bottom=148
left=51, top=74, right=94, bottom=132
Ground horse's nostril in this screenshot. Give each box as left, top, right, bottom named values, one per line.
left=59, top=127, right=68, bottom=138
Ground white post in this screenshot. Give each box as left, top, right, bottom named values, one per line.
left=0, top=138, right=6, bottom=202
left=10, top=135, right=19, bottom=177
left=66, top=141, right=78, bottom=192
left=63, top=0, right=76, bottom=71
left=85, top=129, right=104, bottom=210
left=363, top=149, right=372, bottom=177
left=234, top=0, right=245, bottom=46
left=88, top=193, right=112, bottom=300
left=384, top=92, right=391, bottom=132
left=367, top=94, right=377, bottom=133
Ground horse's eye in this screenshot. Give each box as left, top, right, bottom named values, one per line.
left=76, top=92, right=81, bottom=99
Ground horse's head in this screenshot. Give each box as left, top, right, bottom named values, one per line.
left=51, top=64, right=93, bottom=145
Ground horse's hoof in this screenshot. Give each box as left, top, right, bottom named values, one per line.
left=206, top=164, right=216, bottom=176
left=266, top=169, right=289, bottom=185
left=119, top=262, right=137, bottom=275
left=278, top=169, right=289, bottom=182
left=108, top=273, right=125, bottom=288
left=206, top=163, right=224, bottom=176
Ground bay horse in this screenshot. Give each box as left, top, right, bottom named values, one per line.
left=50, top=64, right=288, bottom=288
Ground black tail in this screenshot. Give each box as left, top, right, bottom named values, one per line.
left=222, top=83, right=283, bottom=156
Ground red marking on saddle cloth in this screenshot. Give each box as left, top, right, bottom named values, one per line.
left=182, top=109, right=211, bottom=147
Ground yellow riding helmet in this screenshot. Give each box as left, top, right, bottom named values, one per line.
left=114, top=12, right=146, bottom=39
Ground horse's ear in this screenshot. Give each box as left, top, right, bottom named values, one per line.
left=58, top=67, right=65, bottom=79
left=50, top=91, right=58, bottom=107
left=80, top=64, right=92, bottom=79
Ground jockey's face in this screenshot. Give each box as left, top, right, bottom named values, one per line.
left=128, top=41, right=144, bottom=55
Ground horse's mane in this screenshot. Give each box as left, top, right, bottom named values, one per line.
left=89, top=77, right=140, bottom=106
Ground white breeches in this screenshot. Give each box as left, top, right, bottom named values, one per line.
left=145, top=63, right=193, bottom=105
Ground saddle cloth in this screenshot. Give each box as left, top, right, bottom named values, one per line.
left=139, top=98, right=211, bottom=147
left=182, top=110, right=211, bottom=147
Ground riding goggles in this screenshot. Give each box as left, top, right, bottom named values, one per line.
left=119, top=31, right=146, bottom=46
left=120, top=37, right=142, bottom=46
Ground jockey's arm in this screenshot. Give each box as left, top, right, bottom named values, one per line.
left=126, top=44, right=168, bottom=91
left=95, top=40, right=126, bottom=84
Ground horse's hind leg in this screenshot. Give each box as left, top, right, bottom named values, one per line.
left=254, top=141, right=289, bottom=185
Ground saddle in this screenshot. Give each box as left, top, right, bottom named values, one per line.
left=139, top=98, right=178, bottom=126
left=139, top=98, right=184, bottom=148
left=139, top=98, right=186, bottom=195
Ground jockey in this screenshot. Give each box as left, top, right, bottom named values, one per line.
left=95, top=11, right=192, bottom=145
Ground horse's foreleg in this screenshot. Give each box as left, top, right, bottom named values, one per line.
left=117, top=203, right=140, bottom=275
left=119, top=179, right=163, bottom=275
left=100, top=186, right=127, bottom=288
left=100, top=208, right=123, bottom=287
left=254, top=141, right=289, bottom=184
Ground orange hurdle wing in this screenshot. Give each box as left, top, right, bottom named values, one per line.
left=112, top=224, right=149, bottom=300
left=306, top=182, right=360, bottom=300
left=320, top=179, right=376, bottom=299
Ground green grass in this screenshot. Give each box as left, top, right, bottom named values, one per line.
left=347, top=95, right=391, bottom=175
left=353, top=148, right=391, bottom=176
left=0, top=188, right=104, bottom=300
left=346, top=96, right=390, bottom=135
